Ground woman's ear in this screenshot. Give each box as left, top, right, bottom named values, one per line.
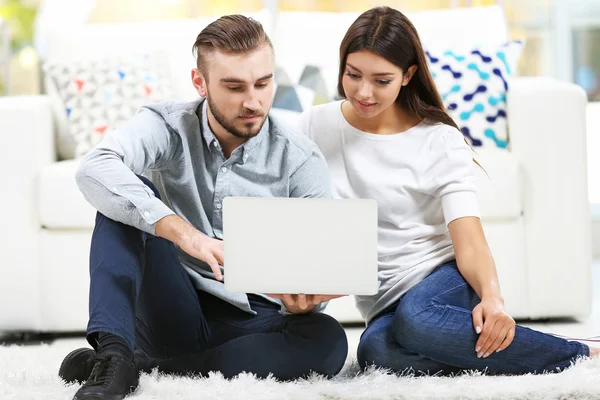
left=402, top=65, right=418, bottom=86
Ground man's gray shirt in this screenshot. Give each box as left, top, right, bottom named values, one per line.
left=75, top=98, right=331, bottom=314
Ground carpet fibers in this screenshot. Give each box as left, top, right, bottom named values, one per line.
left=2, top=339, right=600, bottom=400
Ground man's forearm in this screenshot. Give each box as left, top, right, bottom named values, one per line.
left=155, top=214, right=196, bottom=245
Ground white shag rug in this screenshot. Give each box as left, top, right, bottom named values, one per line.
left=2, top=338, right=600, bottom=400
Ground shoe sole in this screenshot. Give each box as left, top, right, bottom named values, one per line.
left=73, top=394, right=134, bottom=400
left=59, top=348, right=95, bottom=383
left=73, top=386, right=138, bottom=400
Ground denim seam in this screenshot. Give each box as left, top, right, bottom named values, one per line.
left=430, top=282, right=468, bottom=305
left=401, top=299, right=472, bottom=327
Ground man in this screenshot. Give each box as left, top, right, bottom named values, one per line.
left=59, top=14, right=348, bottom=400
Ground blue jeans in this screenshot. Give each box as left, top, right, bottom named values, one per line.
left=357, top=260, right=589, bottom=375
left=86, top=176, right=348, bottom=381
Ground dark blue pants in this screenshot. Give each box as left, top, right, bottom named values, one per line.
left=357, top=260, right=589, bottom=375
left=86, top=176, right=348, bottom=381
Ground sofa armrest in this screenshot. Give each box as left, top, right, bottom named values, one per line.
left=0, top=95, right=55, bottom=331
left=507, top=77, right=592, bottom=319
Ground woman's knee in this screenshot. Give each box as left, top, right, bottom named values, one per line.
left=357, top=331, right=395, bottom=370
left=358, top=330, right=433, bottom=375
left=393, top=294, right=438, bottom=352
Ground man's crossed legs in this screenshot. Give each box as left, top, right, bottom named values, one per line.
left=59, top=177, right=348, bottom=400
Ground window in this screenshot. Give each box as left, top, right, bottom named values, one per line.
left=564, top=0, right=600, bottom=210
left=574, top=28, right=600, bottom=101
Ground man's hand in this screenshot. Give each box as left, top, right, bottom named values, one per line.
left=472, top=296, right=516, bottom=358
left=156, top=214, right=224, bottom=280
left=267, top=294, right=345, bottom=314
left=178, top=231, right=224, bottom=281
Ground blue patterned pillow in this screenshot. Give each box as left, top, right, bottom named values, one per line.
left=426, top=40, right=524, bottom=149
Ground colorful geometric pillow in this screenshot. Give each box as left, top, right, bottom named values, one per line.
left=426, top=40, right=524, bottom=149
left=273, top=65, right=332, bottom=112
left=43, top=53, right=174, bottom=158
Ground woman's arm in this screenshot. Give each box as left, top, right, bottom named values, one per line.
left=448, top=216, right=516, bottom=358
left=448, top=216, right=500, bottom=300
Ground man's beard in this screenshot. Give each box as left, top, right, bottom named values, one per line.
left=207, top=95, right=267, bottom=139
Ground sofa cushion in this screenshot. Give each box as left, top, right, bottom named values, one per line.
left=426, top=40, right=524, bottom=150
left=39, top=159, right=97, bottom=229
left=273, top=65, right=333, bottom=113
left=43, top=53, right=174, bottom=159
left=475, top=148, right=523, bottom=220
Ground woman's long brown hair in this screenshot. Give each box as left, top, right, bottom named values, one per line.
left=338, top=6, right=469, bottom=135
left=338, top=6, right=484, bottom=171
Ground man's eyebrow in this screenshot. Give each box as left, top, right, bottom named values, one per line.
left=347, top=63, right=395, bottom=77
left=257, top=73, right=274, bottom=81
left=220, top=73, right=274, bottom=84
left=220, top=77, right=245, bottom=83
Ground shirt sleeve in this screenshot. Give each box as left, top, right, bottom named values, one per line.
left=424, top=126, right=480, bottom=226
left=288, top=145, right=332, bottom=199
left=75, top=106, right=181, bottom=235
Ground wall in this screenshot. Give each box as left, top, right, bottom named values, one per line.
left=593, top=220, right=600, bottom=257
left=588, top=102, right=600, bottom=257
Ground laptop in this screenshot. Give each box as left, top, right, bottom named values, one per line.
left=222, top=197, right=379, bottom=296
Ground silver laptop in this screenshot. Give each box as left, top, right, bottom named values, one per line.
left=222, top=197, right=379, bottom=296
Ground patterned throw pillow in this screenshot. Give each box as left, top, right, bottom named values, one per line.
left=44, top=54, right=174, bottom=158
left=426, top=40, right=524, bottom=149
left=273, top=65, right=332, bottom=112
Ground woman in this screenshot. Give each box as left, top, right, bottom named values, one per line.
left=300, top=6, right=597, bottom=375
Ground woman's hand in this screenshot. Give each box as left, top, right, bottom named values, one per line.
left=472, top=296, right=516, bottom=358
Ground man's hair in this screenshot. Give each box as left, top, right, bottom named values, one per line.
left=192, top=15, right=273, bottom=78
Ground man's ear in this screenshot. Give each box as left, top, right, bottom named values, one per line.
left=192, top=68, right=208, bottom=97
left=402, top=65, right=418, bottom=86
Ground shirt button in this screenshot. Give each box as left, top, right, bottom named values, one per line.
left=213, top=141, right=218, bottom=147
left=221, top=167, right=227, bottom=173
left=144, top=211, right=150, bottom=217
left=216, top=203, right=222, bottom=210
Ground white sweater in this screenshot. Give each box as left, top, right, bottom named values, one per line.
left=300, top=101, right=480, bottom=324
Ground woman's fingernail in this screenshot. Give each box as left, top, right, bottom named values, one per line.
left=496, top=349, right=502, bottom=353
left=477, top=353, right=482, bottom=358
left=483, top=353, right=490, bottom=358
left=476, top=346, right=481, bottom=352
left=476, top=326, right=482, bottom=334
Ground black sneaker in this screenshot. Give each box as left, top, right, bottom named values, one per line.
left=72, top=351, right=139, bottom=400
left=59, top=348, right=97, bottom=384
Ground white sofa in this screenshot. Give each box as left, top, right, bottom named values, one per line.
left=0, top=6, right=592, bottom=333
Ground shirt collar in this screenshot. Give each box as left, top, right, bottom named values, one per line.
left=200, top=99, right=218, bottom=149
left=199, top=98, right=269, bottom=159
